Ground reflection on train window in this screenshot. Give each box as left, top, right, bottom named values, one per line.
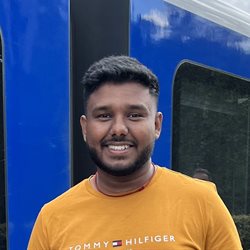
left=172, top=62, right=250, bottom=216
left=0, top=36, right=6, bottom=249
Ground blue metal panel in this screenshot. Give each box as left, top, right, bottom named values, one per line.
left=130, top=0, right=250, bottom=168
left=0, top=0, right=70, bottom=249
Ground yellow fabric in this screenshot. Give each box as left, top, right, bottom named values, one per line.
left=28, top=167, right=242, bottom=250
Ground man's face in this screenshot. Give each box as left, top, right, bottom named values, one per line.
left=80, top=82, right=162, bottom=176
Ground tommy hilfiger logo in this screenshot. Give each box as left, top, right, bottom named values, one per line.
left=112, top=240, right=122, bottom=247
left=69, top=234, right=175, bottom=249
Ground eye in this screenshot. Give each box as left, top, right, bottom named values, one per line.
left=96, top=113, right=112, bottom=121
left=128, top=113, right=144, bottom=120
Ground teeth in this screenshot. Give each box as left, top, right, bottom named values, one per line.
left=108, top=145, right=129, bottom=151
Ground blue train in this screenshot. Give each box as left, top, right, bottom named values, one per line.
left=0, top=0, right=250, bottom=249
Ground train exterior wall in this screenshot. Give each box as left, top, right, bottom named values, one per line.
left=0, top=0, right=71, bottom=249
left=130, top=0, right=250, bottom=168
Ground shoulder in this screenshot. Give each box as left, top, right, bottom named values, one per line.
left=40, top=178, right=89, bottom=218
left=155, top=166, right=231, bottom=223
left=155, top=166, right=218, bottom=202
left=158, top=166, right=216, bottom=190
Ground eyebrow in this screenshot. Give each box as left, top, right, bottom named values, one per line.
left=92, top=106, right=110, bottom=113
left=91, top=104, right=149, bottom=114
left=126, top=104, right=149, bottom=111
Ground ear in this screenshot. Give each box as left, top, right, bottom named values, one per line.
left=80, top=115, right=87, bottom=142
left=155, top=112, right=163, bottom=140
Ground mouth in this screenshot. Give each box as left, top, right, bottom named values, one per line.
left=102, top=140, right=135, bottom=155
left=108, top=145, right=130, bottom=151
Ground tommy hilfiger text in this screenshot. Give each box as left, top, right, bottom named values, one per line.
left=69, top=234, right=176, bottom=250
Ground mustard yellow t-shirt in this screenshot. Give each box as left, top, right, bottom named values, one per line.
left=28, top=166, right=242, bottom=250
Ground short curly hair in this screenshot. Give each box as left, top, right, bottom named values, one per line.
left=82, top=55, right=159, bottom=112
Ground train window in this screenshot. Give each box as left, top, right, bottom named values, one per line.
left=172, top=61, right=250, bottom=216
left=0, top=36, right=7, bottom=249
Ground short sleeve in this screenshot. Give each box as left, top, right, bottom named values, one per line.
left=205, top=191, right=242, bottom=250
left=27, top=207, right=50, bottom=250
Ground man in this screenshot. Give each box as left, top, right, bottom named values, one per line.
left=28, top=56, right=242, bottom=249
left=192, top=168, right=212, bottom=181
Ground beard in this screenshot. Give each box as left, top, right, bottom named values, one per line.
left=86, top=142, right=155, bottom=177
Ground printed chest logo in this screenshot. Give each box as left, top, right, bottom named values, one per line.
left=69, top=234, right=176, bottom=250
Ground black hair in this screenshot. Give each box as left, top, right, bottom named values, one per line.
left=82, top=55, right=159, bottom=112
left=193, top=168, right=212, bottom=181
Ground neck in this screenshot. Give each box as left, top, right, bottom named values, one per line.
left=90, top=162, right=156, bottom=197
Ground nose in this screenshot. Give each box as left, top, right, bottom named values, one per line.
left=110, top=116, right=128, bottom=136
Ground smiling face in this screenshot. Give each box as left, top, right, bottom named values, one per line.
left=80, top=82, right=162, bottom=176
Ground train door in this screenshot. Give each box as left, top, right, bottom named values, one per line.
left=70, top=0, right=129, bottom=184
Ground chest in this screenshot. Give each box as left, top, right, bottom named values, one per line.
left=49, top=196, right=206, bottom=250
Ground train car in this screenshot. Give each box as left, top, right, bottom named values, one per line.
left=0, top=0, right=250, bottom=249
